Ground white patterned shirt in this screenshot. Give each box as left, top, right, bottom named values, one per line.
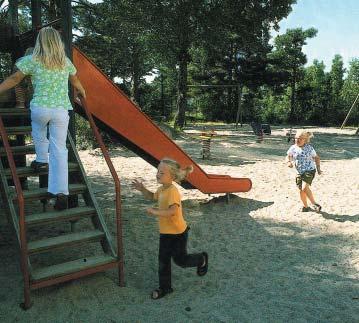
left=16, top=55, right=76, bottom=110
left=287, top=144, right=317, bottom=174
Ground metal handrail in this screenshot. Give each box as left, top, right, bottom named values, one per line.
left=0, top=116, right=30, bottom=308
left=78, top=97, right=124, bottom=286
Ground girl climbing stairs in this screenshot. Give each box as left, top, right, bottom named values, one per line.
left=0, top=106, right=124, bottom=309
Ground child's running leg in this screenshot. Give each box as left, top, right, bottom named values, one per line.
left=303, top=183, right=321, bottom=212
left=303, top=183, right=315, bottom=204
left=172, top=228, right=208, bottom=276
left=299, top=189, right=308, bottom=207
left=48, top=109, right=69, bottom=195
left=152, top=234, right=173, bottom=299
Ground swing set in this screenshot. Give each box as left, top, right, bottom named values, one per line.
left=340, top=92, right=359, bottom=134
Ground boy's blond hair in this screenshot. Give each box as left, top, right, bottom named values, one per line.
left=160, top=158, right=193, bottom=183
left=33, top=27, right=66, bottom=70
left=296, top=129, right=314, bottom=143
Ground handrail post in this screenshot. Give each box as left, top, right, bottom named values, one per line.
left=78, top=97, right=125, bottom=286
left=0, top=116, right=31, bottom=309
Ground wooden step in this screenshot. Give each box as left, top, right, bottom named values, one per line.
left=12, top=183, right=87, bottom=201
left=26, top=206, right=97, bottom=227
left=4, top=126, right=32, bottom=135
left=31, top=255, right=117, bottom=281
left=28, top=230, right=105, bottom=255
left=4, top=162, right=79, bottom=178
left=0, top=145, right=35, bottom=156
left=0, top=108, right=30, bottom=117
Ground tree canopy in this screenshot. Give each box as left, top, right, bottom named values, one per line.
left=0, top=0, right=358, bottom=127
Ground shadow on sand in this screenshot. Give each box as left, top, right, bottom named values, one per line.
left=320, top=211, right=359, bottom=223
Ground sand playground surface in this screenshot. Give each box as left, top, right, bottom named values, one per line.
left=0, top=124, right=358, bottom=322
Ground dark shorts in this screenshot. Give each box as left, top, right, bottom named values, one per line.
left=296, top=170, right=316, bottom=190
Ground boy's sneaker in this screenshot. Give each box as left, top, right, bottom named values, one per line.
left=30, top=160, right=48, bottom=172
left=302, top=206, right=311, bottom=212
left=54, top=194, right=68, bottom=211
left=313, top=203, right=322, bottom=213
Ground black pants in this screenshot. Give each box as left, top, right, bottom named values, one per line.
left=158, top=227, right=203, bottom=289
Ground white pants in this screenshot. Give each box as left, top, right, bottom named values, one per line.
left=31, top=107, right=69, bottom=195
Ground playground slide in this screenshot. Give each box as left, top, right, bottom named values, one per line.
left=73, top=47, right=252, bottom=194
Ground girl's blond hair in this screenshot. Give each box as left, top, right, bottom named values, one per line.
left=160, top=158, right=193, bottom=183
left=296, top=129, right=314, bottom=143
left=32, top=27, right=66, bottom=70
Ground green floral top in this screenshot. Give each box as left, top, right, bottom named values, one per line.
left=16, top=55, right=76, bottom=110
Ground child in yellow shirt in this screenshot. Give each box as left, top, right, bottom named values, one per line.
left=133, top=158, right=208, bottom=300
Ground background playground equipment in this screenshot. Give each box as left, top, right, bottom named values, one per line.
left=261, top=124, right=271, bottom=135
left=250, top=122, right=271, bottom=143
left=200, top=128, right=216, bottom=159
left=341, top=92, right=359, bottom=134
left=286, top=127, right=296, bottom=143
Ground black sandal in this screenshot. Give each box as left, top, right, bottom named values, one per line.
left=151, top=288, right=173, bottom=300
left=197, top=252, right=208, bottom=276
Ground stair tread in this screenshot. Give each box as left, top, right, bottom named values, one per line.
left=28, top=230, right=105, bottom=254
left=4, top=126, right=32, bottom=134
left=4, top=162, right=78, bottom=177
left=0, top=108, right=30, bottom=116
left=26, top=206, right=96, bottom=226
left=31, top=255, right=117, bottom=281
left=12, top=183, right=87, bottom=201
left=0, top=145, right=35, bottom=156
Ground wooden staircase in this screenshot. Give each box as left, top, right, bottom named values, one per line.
left=0, top=106, right=124, bottom=309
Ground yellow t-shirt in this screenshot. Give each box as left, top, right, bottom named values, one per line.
left=154, top=184, right=187, bottom=234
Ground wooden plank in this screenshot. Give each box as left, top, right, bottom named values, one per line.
left=0, top=108, right=30, bottom=117
left=28, top=230, right=105, bottom=254
left=0, top=145, right=35, bottom=156
left=26, top=206, right=96, bottom=227
left=30, top=260, right=120, bottom=290
left=4, top=162, right=79, bottom=178
left=67, top=135, right=117, bottom=257
left=31, top=255, right=117, bottom=281
left=4, top=126, right=32, bottom=135
left=12, top=183, right=86, bottom=201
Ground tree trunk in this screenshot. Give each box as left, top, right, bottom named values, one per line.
left=160, top=73, right=165, bottom=118
left=235, top=85, right=243, bottom=128
left=174, top=50, right=188, bottom=129
left=131, top=44, right=141, bottom=106
left=8, top=0, right=19, bottom=34
left=289, top=68, right=297, bottom=122
left=226, top=46, right=234, bottom=122
left=31, top=0, right=41, bottom=30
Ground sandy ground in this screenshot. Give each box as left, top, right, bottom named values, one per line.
left=0, top=124, right=358, bottom=322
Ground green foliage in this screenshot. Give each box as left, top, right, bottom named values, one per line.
left=259, top=91, right=290, bottom=124
left=327, top=55, right=346, bottom=124
left=71, top=0, right=300, bottom=126
left=269, top=27, right=318, bottom=122
left=0, top=53, right=12, bottom=79
left=75, top=115, right=95, bottom=150
left=341, top=59, right=359, bottom=125
left=4, top=0, right=357, bottom=128
left=73, top=0, right=154, bottom=104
